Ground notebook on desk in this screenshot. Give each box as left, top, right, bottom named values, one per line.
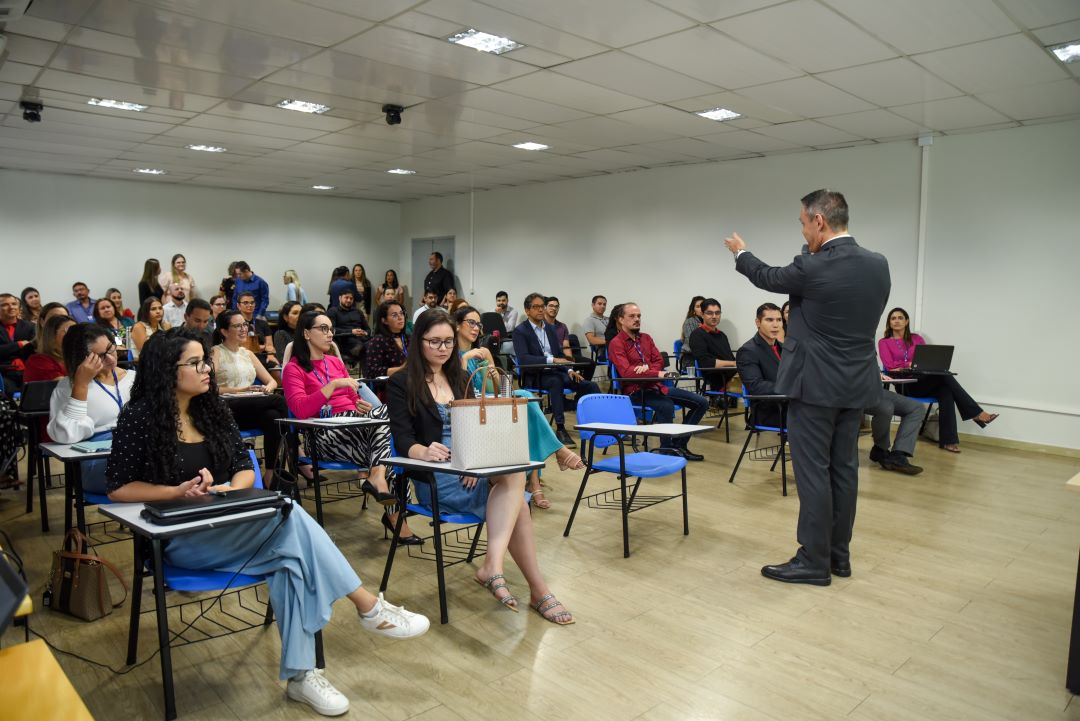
left=140, top=488, right=285, bottom=525
left=910, top=344, right=954, bottom=375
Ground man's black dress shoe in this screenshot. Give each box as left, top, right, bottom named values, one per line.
left=761, top=558, right=831, bottom=586
left=555, top=428, right=576, bottom=447
left=869, top=445, right=888, bottom=466
left=831, top=559, right=852, bottom=577
left=655, top=447, right=681, bottom=457
left=883, top=452, right=923, bottom=475
left=678, top=448, right=704, bottom=462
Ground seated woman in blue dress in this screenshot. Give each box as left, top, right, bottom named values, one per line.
left=106, top=328, right=429, bottom=717
left=451, top=305, right=584, bottom=510
left=387, top=310, right=574, bottom=625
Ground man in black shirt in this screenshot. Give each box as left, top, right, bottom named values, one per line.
left=688, top=298, right=737, bottom=392
left=423, top=252, right=455, bottom=304
left=328, top=289, right=370, bottom=364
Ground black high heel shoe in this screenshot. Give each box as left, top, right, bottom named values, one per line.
left=973, top=413, right=999, bottom=429
left=382, top=513, right=424, bottom=545
left=361, top=480, right=398, bottom=506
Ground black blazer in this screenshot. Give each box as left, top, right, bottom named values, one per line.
left=511, top=320, right=565, bottom=387
left=736, top=333, right=783, bottom=428
left=736, top=236, right=890, bottom=409
left=0, top=319, right=35, bottom=363
left=387, top=371, right=460, bottom=487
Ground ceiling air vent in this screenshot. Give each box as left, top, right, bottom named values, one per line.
left=0, top=1, right=35, bottom=22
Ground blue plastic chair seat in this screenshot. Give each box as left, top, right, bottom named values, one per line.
left=405, top=503, right=482, bottom=526
left=83, top=491, right=111, bottom=505
left=161, top=566, right=266, bottom=592
left=590, top=452, right=687, bottom=476
left=239, top=429, right=263, bottom=439
left=298, top=457, right=366, bottom=471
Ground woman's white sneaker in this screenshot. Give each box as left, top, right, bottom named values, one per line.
left=286, top=669, right=350, bottom=716
left=359, top=593, right=430, bottom=638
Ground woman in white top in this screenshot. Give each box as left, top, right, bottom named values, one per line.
left=48, top=323, right=135, bottom=494
left=283, top=269, right=308, bottom=305
left=131, top=297, right=169, bottom=360
left=212, top=309, right=288, bottom=479
left=158, top=253, right=197, bottom=300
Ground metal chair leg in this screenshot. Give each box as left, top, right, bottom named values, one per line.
left=728, top=429, right=756, bottom=483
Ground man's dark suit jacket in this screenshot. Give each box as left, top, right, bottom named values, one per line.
left=736, top=236, right=890, bottom=409
left=512, top=320, right=565, bottom=387
left=736, top=333, right=783, bottom=428
left=0, top=319, right=36, bottom=363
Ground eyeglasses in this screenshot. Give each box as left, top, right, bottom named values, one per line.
left=462, top=319, right=482, bottom=330
left=238, top=300, right=255, bottom=306
left=93, top=346, right=117, bottom=362
left=229, top=322, right=249, bottom=330
left=311, top=324, right=335, bottom=335
left=177, top=359, right=213, bottom=373
left=387, top=312, right=405, bottom=320
left=528, top=303, right=545, bottom=310
left=422, top=337, right=455, bottom=350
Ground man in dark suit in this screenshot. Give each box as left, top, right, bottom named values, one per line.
left=735, top=303, right=785, bottom=429
left=724, top=189, right=890, bottom=586
left=0, top=293, right=35, bottom=393
left=423, top=252, right=455, bottom=304
left=513, top=292, right=599, bottom=446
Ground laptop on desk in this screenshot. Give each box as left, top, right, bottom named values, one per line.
left=910, top=344, right=955, bottom=375
left=141, top=488, right=285, bottom=525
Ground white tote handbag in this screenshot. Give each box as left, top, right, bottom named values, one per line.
left=449, top=365, right=530, bottom=470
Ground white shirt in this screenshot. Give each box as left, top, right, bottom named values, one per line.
left=162, top=300, right=187, bottom=328
left=530, top=320, right=554, bottom=363
left=413, top=304, right=437, bottom=323
left=48, top=372, right=136, bottom=443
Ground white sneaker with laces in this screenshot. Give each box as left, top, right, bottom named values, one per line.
left=359, top=593, right=430, bottom=639
left=286, top=669, right=350, bottom=716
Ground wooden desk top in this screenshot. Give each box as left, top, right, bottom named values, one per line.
left=1067, top=470, right=1080, bottom=492
left=0, top=639, right=94, bottom=721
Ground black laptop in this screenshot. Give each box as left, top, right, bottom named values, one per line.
left=910, top=344, right=955, bottom=375
left=141, top=488, right=286, bottom=525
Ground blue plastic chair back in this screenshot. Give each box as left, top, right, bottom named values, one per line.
left=741, top=384, right=785, bottom=433
left=576, top=394, right=637, bottom=448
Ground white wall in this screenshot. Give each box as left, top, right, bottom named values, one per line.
left=402, top=121, right=1080, bottom=450
left=0, top=170, right=400, bottom=313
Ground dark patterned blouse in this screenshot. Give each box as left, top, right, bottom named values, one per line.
left=364, top=333, right=407, bottom=378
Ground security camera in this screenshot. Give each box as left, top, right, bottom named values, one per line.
left=19, top=100, right=43, bottom=123
left=382, top=104, right=403, bottom=126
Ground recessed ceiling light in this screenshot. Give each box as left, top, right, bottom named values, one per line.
left=387, top=168, right=416, bottom=175
left=513, top=142, right=549, bottom=151
left=1049, top=41, right=1080, bottom=63
left=695, top=107, right=742, bottom=122
left=275, top=99, right=331, bottom=114
left=186, top=144, right=227, bottom=153
left=447, top=28, right=523, bottom=55
left=133, top=168, right=167, bottom=175
left=312, top=184, right=336, bottom=190
left=88, top=97, right=148, bottom=112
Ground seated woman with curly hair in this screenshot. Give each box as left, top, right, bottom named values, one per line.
left=106, top=328, right=429, bottom=717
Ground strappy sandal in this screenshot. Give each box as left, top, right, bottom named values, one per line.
left=942, top=444, right=961, bottom=454
left=475, top=574, right=518, bottom=612
left=530, top=489, right=551, bottom=510
left=556, top=448, right=585, bottom=471
left=973, top=413, right=999, bottom=429
left=532, top=594, right=574, bottom=625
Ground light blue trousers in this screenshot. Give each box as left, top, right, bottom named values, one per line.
left=164, top=504, right=361, bottom=679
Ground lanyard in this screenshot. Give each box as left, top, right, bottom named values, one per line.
left=312, top=358, right=333, bottom=386
left=93, top=370, right=123, bottom=413
left=399, top=333, right=409, bottom=358
left=632, top=338, right=647, bottom=364
left=895, top=338, right=909, bottom=363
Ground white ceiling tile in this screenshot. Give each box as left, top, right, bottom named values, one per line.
left=295, top=0, right=421, bottom=22
left=49, top=46, right=251, bottom=97
left=0, top=100, right=13, bottom=114
left=695, top=129, right=805, bottom=152
left=754, top=120, right=863, bottom=146
left=625, top=26, right=802, bottom=89
left=27, top=105, right=179, bottom=133
left=571, top=149, right=651, bottom=170
left=3, top=34, right=58, bottom=66
left=994, top=0, right=1080, bottom=28
left=334, top=25, right=535, bottom=85
left=648, top=0, right=790, bottom=23
left=183, top=114, right=330, bottom=141
left=544, top=116, right=676, bottom=146
left=890, top=96, right=1012, bottom=131
left=384, top=11, right=467, bottom=39
left=205, top=101, right=356, bottom=132
left=634, top=137, right=750, bottom=160
left=0, top=135, right=125, bottom=159
left=438, top=88, right=592, bottom=124
left=4, top=116, right=157, bottom=143
left=552, top=52, right=720, bottom=103
left=491, top=71, right=651, bottom=114
left=1033, top=19, right=1080, bottom=45
left=976, top=79, right=1080, bottom=120
left=234, top=77, right=413, bottom=116
left=914, top=34, right=1069, bottom=93
left=713, top=0, right=896, bottom=73
left=667, top=90, right=802, bottom=123
left=134, top=0, right=374, bottom=46
left=817, top=109, right=924, bottom=139
left=405, top=100, right=537, bottom=131
left=476, top=0, right=695, bottom=47
left=284, top=51, right=476, bottom=101
left=0, top=125, right=138, bottom=151
left=309, top=131, right=445, bottom=156
left=0, top=61, right=41, bottom=85
left=4, top=15, right=72, bottom=42
left=500, top=47, right=572, bottom=68
left=607, top=105, right=729, bottom=136
left=821, top=0, right=1019, bottom=55
left=34, top=69, right=223, bottom=112
left=162, top=125, right=300, bottom=150
left=414, top=0, right=608, bottom=59
left=25, top=0, right=95, bottom=25
left=817, top=58, right=963, bottom=107
left=481, top=130, right=596, bottom=155
left=738, top=76, right=875, bottom=118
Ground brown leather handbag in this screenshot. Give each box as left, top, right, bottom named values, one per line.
left=48, top=529, right=128, bottom=621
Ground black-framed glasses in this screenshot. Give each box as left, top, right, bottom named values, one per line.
left=528, top=303, right=545, bottom=310
left=177, top=358, right=213, bottom=372
left=462, top=319, right=482, bottom=330
left=93, top=345, right=117, bottom=362
left=422, top=337, right=455, bottom=350
left=229, top=321, right=250, bottom=330
left=311, top=324, right=335, bottom=335
left=238, top=300, right=255, bottom=306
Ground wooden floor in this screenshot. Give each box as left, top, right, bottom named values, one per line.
left=3, top=416, right=1079, bottom=721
